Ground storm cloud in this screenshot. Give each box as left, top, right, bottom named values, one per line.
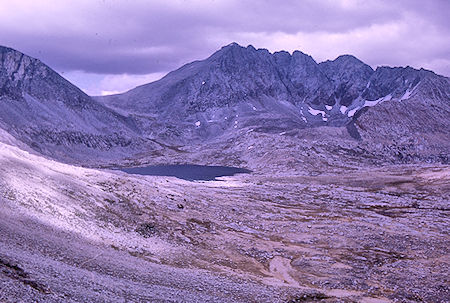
left=1, top=0, right=449, bottom=95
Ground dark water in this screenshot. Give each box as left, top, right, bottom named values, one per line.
left=118, top=164, right=251, bottom=181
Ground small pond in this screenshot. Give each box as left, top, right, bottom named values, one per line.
left=118, top=164, right=251, bottom=181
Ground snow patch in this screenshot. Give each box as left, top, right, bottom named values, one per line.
left=325, top=105, right=333, bottom=111
left=202, top=81, right=205, bottom=85
left=308, top=107, right=327, bottom=118
left=364, top=94, right=392, bottom=107
left=340, top=106, right=348, bottom=114
left=401, top=90, right=412, bottom=100
left=364, top=99, right=381, bottom=107
left=252, top=106, right=257, bottom=111
left=195, top=121, right=201, bottom=127
left=400, top=83, right=419, bottom=100
left=347, top=107, right=360, bottom=117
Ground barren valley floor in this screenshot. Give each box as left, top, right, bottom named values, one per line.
left=0, top=143, right=448, bottom=302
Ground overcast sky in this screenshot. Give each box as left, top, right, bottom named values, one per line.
left=1, top=0, right=449, bottom=96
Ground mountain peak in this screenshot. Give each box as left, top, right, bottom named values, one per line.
left=0, top=45, right=15, bottom=53
left=334, top=54, right=358, bottom=60
left=320, top=54, right=371, bottom=70
left=211, top=42, right=248, bottom=59
left=208, top=42, right=268, bottom=67
left=219, top=42, right=245, bottom=51
left=0, top=45, right=90, bottom=103
left=217, top=43, right=274, bottom=57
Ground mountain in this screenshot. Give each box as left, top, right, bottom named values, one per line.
left=98, top=43, right=450, bottom=147
left=0, top=46, right=155, bottom=163
left=97, top=43, right=335, bottom=142
left=1, top=43, right=448, bottom=166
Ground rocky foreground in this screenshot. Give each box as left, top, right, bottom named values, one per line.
left=0, top=139, right=448, bottom=302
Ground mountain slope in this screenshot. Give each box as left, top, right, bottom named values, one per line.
left=355, top=73, right=450, bottom=163
left=319, top=55, right=374, bottom=107
left=0, top=46, right=153, bottom=163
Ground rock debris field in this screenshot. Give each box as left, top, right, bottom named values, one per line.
left=0, top=142, right=448, bottom=302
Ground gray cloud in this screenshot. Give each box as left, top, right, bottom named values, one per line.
left=0, top=0, right=449, bottom=94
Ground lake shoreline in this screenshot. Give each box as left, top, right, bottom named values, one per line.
left=116, top=164, right=252, bottom=181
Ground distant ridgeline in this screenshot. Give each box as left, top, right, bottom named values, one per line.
left=1, top=43, right=449, bottom=164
